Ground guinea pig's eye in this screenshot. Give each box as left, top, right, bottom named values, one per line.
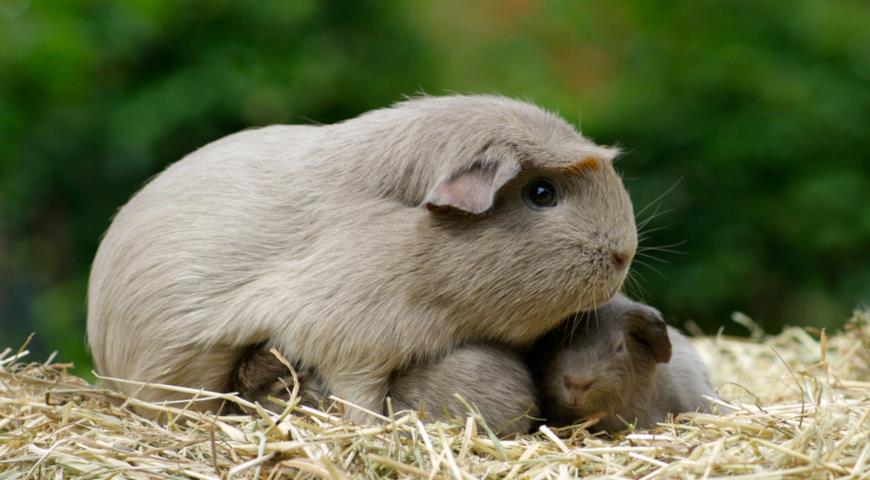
left=613, top=339, right=626, bottom=354
left=523, top=177, right=558, bottom=209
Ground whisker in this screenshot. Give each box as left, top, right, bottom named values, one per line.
left=592, top=282, right=601, bottom=332
left=637, top=225, right=670, bottom=242
left=637, top=246, right=687, bottom=256
left=633, top=259, right=667, bottom=279
left=636, top=205, right=675, bottom=231
left=633, top=271, right=650, bottom=300
left=638, top=240, right=687, bottom=250
left=568, top=312, right=580, bottom=343
left=634, top=177, right=683, bottom=220
left=633, top=271, right=651, bottom=297
left=637, top=240, right=688, bottom=257
left=623, top=271, right=649, bottom=301
left=569, top=268, right=594, bottom=340
left=635, top=252, right=670, bottom=264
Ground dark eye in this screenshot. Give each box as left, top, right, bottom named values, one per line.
left=614, top=340, right=626, bottom=354
left=523, top=178, right=558, bottom=209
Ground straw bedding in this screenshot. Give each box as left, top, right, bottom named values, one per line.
left=1, top=310, right=868, bottom=479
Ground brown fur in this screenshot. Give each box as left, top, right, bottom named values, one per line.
left=558, top=156, right=601, bottom=175
left=531, top=294, right=717, bottom=432
left=229, top=345, right=327, bottom=409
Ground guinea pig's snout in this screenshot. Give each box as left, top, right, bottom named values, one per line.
left=563, top=374, right=595, bottom=405
left=610, top=248, right=633, bottom=271
left=587, top=232, right=636, bottom=273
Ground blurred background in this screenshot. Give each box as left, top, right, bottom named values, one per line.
left=1, top=0, right=868, bottom=377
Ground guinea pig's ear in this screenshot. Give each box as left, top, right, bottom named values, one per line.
left=423, top=161, right=520, bottom=215
left=625, top=307, right=672, bottom=363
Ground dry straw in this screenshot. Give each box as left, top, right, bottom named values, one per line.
left=1, top=310, right=868, bottom=479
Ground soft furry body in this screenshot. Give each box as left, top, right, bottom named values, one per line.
left=232, top=344, right=538, bottom=435
left=533, top=295, right=716, bottom=432
left=87, top=95, right=637, bottom=420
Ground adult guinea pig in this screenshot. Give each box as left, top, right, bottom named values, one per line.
left=86, top=95, right=637, bottom=422
left=531, top=294, right=717, bottom=432
left=232, top=343, right=539, bottom=436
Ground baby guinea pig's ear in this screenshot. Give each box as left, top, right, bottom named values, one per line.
left=625, top=307, right=672, bottom=363
left=423, top=160, right=520, bottom=215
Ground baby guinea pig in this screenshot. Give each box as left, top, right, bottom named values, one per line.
left=531, top=294, right=717, bottom=432
left=231, top=343, right=539, bottom=436
left=230, top=344, right=329, bottom=411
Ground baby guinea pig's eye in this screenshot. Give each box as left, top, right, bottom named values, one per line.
left=613, top=338, right=626, bottom=354
left=522, top=177, right=559, bottom=209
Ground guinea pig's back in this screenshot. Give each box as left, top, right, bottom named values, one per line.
left=653, top=327, right=717, bottom=415
left=87, top=124, right=331, bottom=390
left=390, top=344, right=539, bottom=434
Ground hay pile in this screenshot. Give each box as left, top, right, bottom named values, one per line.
left=1, top=311, right=868, bottom=479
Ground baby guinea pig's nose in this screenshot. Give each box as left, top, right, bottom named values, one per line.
left=563, top=374, right=595, bottom=406
left=563, top=374, right=595, bottom=393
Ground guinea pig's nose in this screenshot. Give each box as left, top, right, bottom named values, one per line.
left=563, top=374, right=595, bottom=393
left=610, top=248, right=633, bottom=270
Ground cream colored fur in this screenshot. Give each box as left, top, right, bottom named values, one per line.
left=87, top=95, right=637, bottom=422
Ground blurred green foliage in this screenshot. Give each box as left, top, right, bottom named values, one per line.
left=1, top=0, right=868, bottom=377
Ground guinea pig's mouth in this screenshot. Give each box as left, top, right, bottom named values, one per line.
left=560, top=386, right=608, bottom=411
left=585, top=283, right=622, bottom=309
left=560, top=400, right=585, bottom=411
left=560, top=390, right=593, bottom=409
left=604, top=283, right=622, bottom=302
left=562, top=267, right=627, bottom=315
left=562, top=405, right=610, bottom=421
